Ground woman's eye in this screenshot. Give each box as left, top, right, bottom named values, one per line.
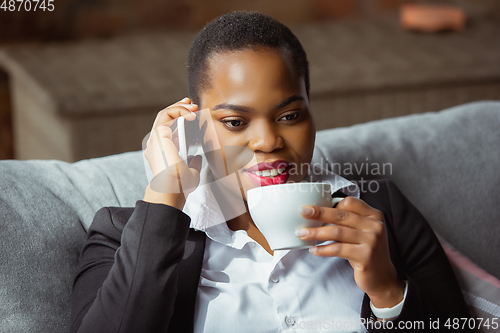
left=279, top=111, right=301, bottom=122
left=221, top=119, right=247, bottom=129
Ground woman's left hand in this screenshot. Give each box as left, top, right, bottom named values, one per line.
left=297, top=196, right=405, bottom=308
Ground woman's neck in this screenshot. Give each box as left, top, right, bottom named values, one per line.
left=208, top=172, right=274, bottom=255
left=226, top=211, right=274, bottom=256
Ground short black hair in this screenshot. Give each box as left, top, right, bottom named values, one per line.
left=187, top=11, right=310, bottom=105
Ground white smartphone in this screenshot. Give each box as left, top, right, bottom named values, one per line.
left=177, top=116, right=188, bottom=162
left=176, top=114, right=202, bottom=163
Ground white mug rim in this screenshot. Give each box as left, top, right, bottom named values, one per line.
left=246, top=181, right=332, bottom=195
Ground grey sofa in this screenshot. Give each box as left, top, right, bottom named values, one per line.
left=1, top=101, right=499, bottom=332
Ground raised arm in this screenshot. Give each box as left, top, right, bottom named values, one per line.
left=70, top=201, right=191, bottom=333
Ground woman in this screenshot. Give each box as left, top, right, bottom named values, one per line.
left=70, top=11, right=470, bottom=332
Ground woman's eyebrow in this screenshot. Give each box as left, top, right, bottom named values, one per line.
left=275, top=95, right=305, bottom=109
left=212, top=103, right=255, bottom=113
left=211, top=95, right=305, bottom=113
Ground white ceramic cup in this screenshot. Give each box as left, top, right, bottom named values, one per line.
left=246, top=182, right=344, bottom=251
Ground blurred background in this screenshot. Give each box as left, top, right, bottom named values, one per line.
left=0, top=0, right=499, bottom=161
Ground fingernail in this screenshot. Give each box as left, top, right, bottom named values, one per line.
left=295, top=229, right=308, bottom=238
left=300, top=206, right=315, bottom=216
left=309, top=246, right=317, bottom=254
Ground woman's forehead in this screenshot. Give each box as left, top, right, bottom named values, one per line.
left=202, top=47, right=305, bottom=106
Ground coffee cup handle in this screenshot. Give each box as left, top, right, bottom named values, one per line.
left=331, top=197, right=344, bottom=208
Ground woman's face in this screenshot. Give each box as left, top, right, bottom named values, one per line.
left=199, top=47, right=316, bottom=199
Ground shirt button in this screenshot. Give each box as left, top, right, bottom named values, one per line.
left=285, top=316, right=297, bottom=327
left=270, top=275, right=279, bottom=283
left=249, top=242, right=256, bottom=248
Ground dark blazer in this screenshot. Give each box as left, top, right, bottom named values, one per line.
left=70, top=179, right=471, bottom=332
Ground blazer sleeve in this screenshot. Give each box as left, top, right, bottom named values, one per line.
left=359, top=179, right=472, bottom=332
left=70, top=200, right=192, bottom=333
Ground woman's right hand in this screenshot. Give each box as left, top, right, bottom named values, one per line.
left=143, top=97, right=202, bottom=209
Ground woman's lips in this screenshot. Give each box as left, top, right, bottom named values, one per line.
left=244, top=161, right=292, bottom=186
left=245, top=160, right=290, bottom=172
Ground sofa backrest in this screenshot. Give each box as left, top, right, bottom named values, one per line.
left=312, top=101, right=500, bottom=279
left=1, top=101, right=499, bottom=332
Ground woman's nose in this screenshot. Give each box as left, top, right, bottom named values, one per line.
left=248, top=123, right=284, bottom=153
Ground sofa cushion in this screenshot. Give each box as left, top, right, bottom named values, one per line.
left=0, top=151, right=148, bottom=332
left=312, top=100, right=500, bottom=279
left=438, top=235, right=500, bottom=328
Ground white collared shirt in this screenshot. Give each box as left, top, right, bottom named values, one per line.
left=182, top=165, right=390, bottom=332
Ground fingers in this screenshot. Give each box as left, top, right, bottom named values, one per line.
left=300, top=205, right=372, bottom=231
left=336, top=196, right=384, bottom=221
left=302, top=224, right=384, bottom=263
left=308, top=242, right=363, bottom=260
left=153, top=126, right=183, bottom=166
left=297, top=197, right=387, bottom=261
left=146, top=97, right=199, bottom=171
left=145, top=123, right=182, bottom=179
left=301, top=197, right=384, bottom=229
left=180, top=155, right=203, bottom=195
left=296, top=224, right=365, bottom=244
left=151, top=97, right=199, bottom=130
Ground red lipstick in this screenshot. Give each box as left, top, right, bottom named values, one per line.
left=245, top=160, right=290, bottom=172
left=244, top=160, right=291, bottom=186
